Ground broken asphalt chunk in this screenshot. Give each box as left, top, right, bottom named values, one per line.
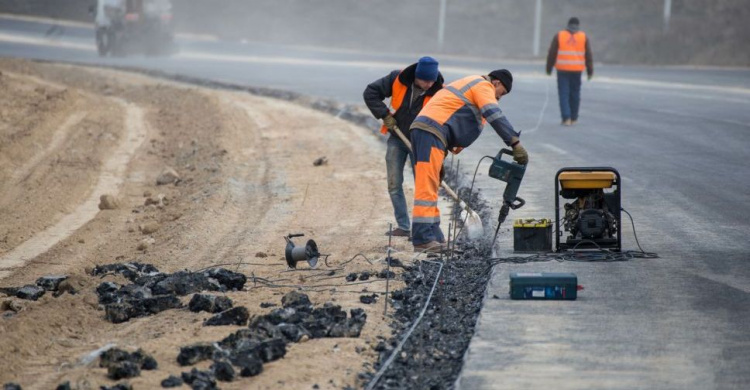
left=204, top=306, right=249, bottom=326
left=35, top=275, right=68, bottom=291
left=281, top=291, right=311, bottom=308
left=16, top=285, right=45, bottom=301
left=105, top=295, right=182, bottom=323
left=210, top=361, right=235, bottom=382
left=161, top=375, right=183, bottom=388
left=189, top=294, right=233, bottom=313
left=360, top=294, right=378, bottom=304
left=177, top=344, right=218, bottom=366
left=181, top=368, right=217, bottom=390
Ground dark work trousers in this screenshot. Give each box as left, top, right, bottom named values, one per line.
left=557, top=70, right=582, bottom=121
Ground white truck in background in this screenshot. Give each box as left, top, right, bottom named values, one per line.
left=94, top=0, right=175, bottom=56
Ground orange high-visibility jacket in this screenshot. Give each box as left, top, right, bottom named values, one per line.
left=410, top=75, right=518, bottom=151
left=363, top=63, right=444, bottom=136
left=555, top=30, right=587, bottom=72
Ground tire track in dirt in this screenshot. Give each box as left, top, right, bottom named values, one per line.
left=0, top=102, right=148, bottom=279
left=12, top=111, right=88, bottom=183
left=180, top=94, right=276, bottom=270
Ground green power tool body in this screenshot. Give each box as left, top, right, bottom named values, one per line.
left=488, top=148, right=526, bottom=247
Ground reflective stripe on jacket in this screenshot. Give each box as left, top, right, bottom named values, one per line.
left=555, top=30, right=587, bottom=72
left=410, top=75, right=519, bottom=151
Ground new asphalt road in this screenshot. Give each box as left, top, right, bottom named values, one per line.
left=2, top=14, right=749, bottom=389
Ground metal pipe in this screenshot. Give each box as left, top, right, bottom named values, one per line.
left=533, top=0, right=543, bottom=56
left=437, top=0, right=447, bottom=51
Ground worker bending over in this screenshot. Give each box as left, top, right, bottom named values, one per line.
left=409, top=69, right=528, bottom=252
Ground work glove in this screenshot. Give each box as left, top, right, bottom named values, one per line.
left=382, top=114, right=397, bottom=131
left=587, top=73, right=593, bottom=81
left=512, top=144, right=529, bottom=165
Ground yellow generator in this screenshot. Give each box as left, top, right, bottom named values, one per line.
left=555, top=168, right=621, bottom=252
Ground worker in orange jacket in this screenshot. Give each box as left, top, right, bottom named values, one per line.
left=364, top=57, right=444, bottom=238
left=546, top=17, right=594, bottom=126
left=409, top=69, right=528, bottom=252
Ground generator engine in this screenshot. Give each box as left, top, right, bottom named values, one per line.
left=555, top=168, right=622, bottom=251
left=562, top=190, right=617, bottom=240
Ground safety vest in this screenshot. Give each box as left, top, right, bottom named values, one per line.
left=380, top=72, right=433, bottom=134
left=555, top=30, right=586, bottom=72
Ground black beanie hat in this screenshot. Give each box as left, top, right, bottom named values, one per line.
left=568, top=17, right=580, bottom=26
left=488, top=69, right=513, bottom=93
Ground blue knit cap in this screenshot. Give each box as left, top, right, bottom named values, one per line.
left=415, top=56, right=439, bottom=81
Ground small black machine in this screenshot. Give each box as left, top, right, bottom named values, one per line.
left=555, top=167, right=622, bottom=251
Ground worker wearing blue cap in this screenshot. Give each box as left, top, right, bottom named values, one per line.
left=364, top=57, right=444, bottom=239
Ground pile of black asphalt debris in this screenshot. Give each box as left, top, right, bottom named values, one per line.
left=361, top=246, right=493, bottom=390
left=167, top=291, right=367, bottom=389
left=0, top=275, right=73, bottom=301
left=91, top=262, right=247, bottom=324
left=360, top=170, right=496, bottom=390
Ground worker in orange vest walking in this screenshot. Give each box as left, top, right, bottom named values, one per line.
left=409, top=69, right=528, bottom=253
left=546, top=17, right=594, bottom=126
left=364, top=57, right=444, bottom=238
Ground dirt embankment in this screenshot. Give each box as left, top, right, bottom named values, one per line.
left=0, top=59, right=411, bottom=389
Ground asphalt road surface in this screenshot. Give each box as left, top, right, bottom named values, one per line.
left=2, top=14, right=749, bottom=390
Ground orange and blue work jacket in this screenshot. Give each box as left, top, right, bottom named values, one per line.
left=363, top=63, right=444, bottom=139
left=410, top=75, right=519, bottom=152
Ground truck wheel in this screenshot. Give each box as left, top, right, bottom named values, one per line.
left=95, top=28, right=108, bottom=56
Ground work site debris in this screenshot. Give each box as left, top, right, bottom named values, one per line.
left=189, top=294, right=233, bottom=313
left=98, top=194, right=120, bottom=210
left=181, top=368, right=218, bottom=390
left=204, top=306, right=249, bottom=326
left=100, top=383, right=131, bottom=390
left=377, top=270, right=396, bottom=279
left=346, top=273, right=358, bottom=282
left=359, top=294, right=378, bottom=304
left=3, top=383, right=21, bottom=390
left=161, top=375, right=183, bottom=388
left=55, top=381, right=71, bottom=390
left=92, top=263, right=247, bottom=323
left=99, top=348, right=158, bottom=380
left=35, top=275, right=68, bottom=291
left=312, top=156, right=328, bottom=166
left=176, top=292, right=367, bottom=379
left=139, top=221, right=161, bottom=235
left=156, top=167, right=180, bottom=185
left=210, top=361, right=236, bottom=382
left=358, top=272, right=370, bottom=281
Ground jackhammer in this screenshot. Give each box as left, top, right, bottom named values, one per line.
left=488, top=149, right=526, bottom=248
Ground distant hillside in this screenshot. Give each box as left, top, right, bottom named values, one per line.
left=2, top=0, right=749, bottom=66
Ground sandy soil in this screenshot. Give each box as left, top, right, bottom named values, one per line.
left=0, top=59, right=415, bottom=389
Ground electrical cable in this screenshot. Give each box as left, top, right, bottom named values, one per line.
left=365, top=259, right=444, bottom=390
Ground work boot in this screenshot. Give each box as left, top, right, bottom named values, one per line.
left=413, top=241, right=447, bottom=254
left=571, top=119, right=578, bottom=125
left=562, top=119, right=572, bottom=126
left=385, top=228, right=410, bottom=237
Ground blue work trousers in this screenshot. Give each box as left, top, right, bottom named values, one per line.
left=557, top=70, right=582, bottom=121
left=385, top=135, right=414, bottom=232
